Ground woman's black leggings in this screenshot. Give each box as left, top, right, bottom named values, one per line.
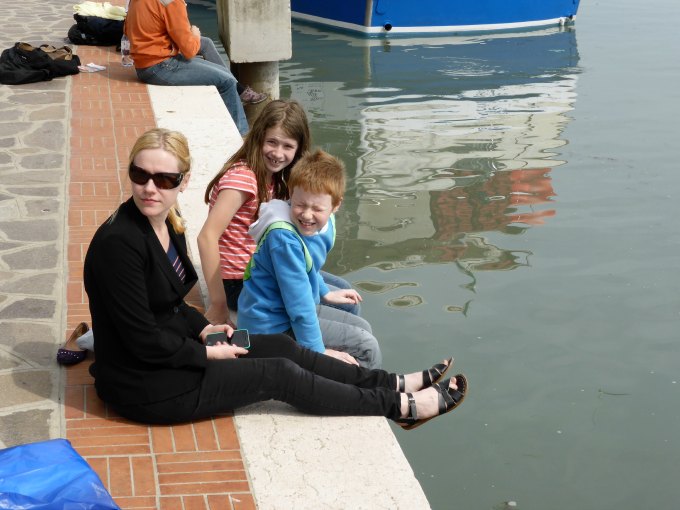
left=112, top=334, right=401, bottom=425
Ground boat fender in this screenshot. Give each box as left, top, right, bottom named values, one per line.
left=559, top=15, right=575, bottom=26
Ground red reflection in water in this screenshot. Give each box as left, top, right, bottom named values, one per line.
left=432, top=167, right=556, bottom=238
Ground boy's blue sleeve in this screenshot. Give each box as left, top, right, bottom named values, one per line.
left=318, top=273, right=330, bottom=298
left=306, top=223, right=333, bottom=299
left=266, top=231, right=325, bottom=353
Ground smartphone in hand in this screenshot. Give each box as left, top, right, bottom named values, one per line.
left=205, top=331, right=228, bottom=346
left=229, top=329, right=250, bottom=349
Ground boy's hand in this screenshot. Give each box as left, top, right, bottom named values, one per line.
left=324, top=349, right=359, bottom=366
left=322, top=289, right=362, bottom=305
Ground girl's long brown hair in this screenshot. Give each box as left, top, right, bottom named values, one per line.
left=204, top=100, right=311, bottom=207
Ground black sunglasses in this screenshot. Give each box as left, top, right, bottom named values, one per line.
left=129, top=163, right=184, bottom=190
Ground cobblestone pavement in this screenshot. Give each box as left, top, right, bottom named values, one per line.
left=0, top=0, right=76, bottom=448
left=1, top=4, right=257, bottom=508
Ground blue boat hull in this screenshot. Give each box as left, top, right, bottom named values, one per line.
left=291, top=0, right=581, bottom=35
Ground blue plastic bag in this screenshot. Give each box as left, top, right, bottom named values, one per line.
left=0, top=438, right=120, bottom=509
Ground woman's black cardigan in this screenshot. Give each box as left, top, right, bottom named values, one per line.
left=84, top=198, right=210, bottom=406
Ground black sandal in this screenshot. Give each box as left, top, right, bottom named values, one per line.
left=395, top=357, right=453, bottom=392
left=396, top=374, right=467, bottom=431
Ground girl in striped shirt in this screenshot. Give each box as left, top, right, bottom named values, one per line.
left=198, top=100, right=310, bottom=325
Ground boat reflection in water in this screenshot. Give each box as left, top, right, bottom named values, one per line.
left=281, top=24, right=580, bottom=309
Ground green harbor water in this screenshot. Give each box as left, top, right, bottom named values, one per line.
left=189, top=1, right=680, bottom=508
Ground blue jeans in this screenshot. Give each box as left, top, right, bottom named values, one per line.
left=199, top=37, right=228, bottom=67
left=198, top=37, right=245, bottom=97
left=136, top=54, right=249, bottom=136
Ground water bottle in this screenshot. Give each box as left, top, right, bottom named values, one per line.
left=120, top=34, right=133, bottom=67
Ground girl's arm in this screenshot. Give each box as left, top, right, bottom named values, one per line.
left=197, top=188, right=248, bottom=325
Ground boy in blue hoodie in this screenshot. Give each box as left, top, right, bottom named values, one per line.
left=237, top=150, right=381, bottom=368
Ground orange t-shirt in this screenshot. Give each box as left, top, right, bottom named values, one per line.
left=125, top=0, right=200, bottom=69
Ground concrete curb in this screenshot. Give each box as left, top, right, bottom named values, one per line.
left=148, top=86, right=431, bottom=509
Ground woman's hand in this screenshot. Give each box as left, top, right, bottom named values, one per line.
left=324, top=348, right=359, bottom=366
left=206, top=343, right=248, bottom=360
left=199, top=323, right=234, bottom=344
left=322, top=289, right=363, bottom=306
left=200, top=324, right=247, bottom=359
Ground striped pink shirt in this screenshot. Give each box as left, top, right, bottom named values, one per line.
left=208, top=161, right=272, bottom=279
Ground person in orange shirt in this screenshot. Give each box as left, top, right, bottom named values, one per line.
left=125, top=0, right=256, bottom=135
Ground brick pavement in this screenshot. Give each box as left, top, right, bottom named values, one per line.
left=62, top=44, right=256, bottom=509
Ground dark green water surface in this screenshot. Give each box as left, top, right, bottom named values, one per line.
left=189, top=1, right=680, bottom=508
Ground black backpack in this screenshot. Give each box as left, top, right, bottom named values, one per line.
left=68, top=14, right=124, bottom=46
